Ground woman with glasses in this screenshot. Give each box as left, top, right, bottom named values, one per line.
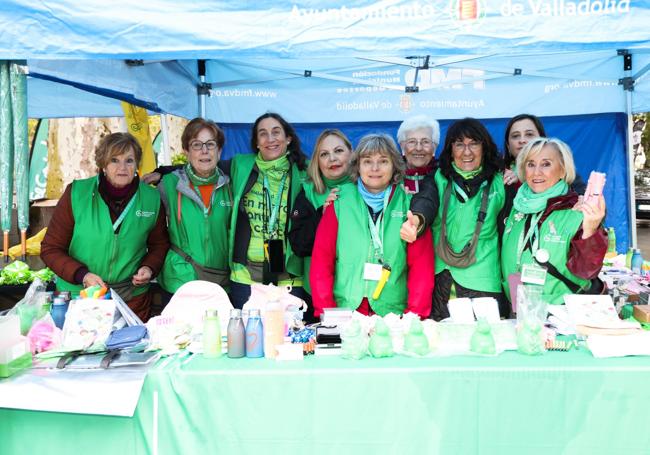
left=288, top=129, right=354, bottom=320
left=228, top=112, right=309, bottom=308
left=401, top=118, right=508, bottom=320
left=311, top=134, right=434, bottom=319
left=397, top=115, right=440, bottom=193
left=156, top=118, right=232, bottom=299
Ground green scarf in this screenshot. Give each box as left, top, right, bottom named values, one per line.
left=323, top=174, right=349, bottom=188
left=185, top=163, right=219, bottom=185
left=255, top=153, right=290, bottom=176
left=452, top=163, right=483, bottom=180
left=513, top=180, right=568, bottom=214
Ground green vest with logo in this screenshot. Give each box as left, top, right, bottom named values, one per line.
left=501, top=207, right=589, bottom=305
left=56, top=177, right=160, bottom=296
left=333, top=184, right=410, bottom=316
left=157, top=171, right=232, bottom=293
left=431, top=170, right=505, bottom=292
left=229, top=153, right=305, bottom=282
left=301, top=180, right=352, bottom=295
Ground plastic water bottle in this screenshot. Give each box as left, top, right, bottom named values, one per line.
left=626, top=248, right=634, bottom=269
left=607, top=227, right=617, bottom=255
left=50, top=297, right=69, bottom=330
left=632, top=249, right=644, bottom=275
left=202, top=309, right=222, bottom=358
left=227, top=309, right=246, bottom=358
left=245, top=309, right=264, bottom=358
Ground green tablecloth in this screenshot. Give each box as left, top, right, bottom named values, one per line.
left=3, top=349, right=650, bottom=454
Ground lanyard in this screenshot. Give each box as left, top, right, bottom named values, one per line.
left=112, top=196, right=136, bottom=233
left=191, top=183, right=218, bottom=217
left=263, top=172, right=288, bottom=237
left=452, top=179, right=486, bottom=203
left=366, top=189, right=391, bottom=263
left=515, top=211, right=543, bottom=267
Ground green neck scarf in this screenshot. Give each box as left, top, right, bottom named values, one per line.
left=513, top=180, right=568, bottom=214
left=323, top=174, right=350, bottom=188
left=185, top=163, right=219, bottom=186
left=256, top=153, right=290, bottom=178
left=452, top=163, right=483, bottom=180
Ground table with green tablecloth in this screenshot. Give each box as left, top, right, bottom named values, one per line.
left=3, top=349, right=650, bottom=454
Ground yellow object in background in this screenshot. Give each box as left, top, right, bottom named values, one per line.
left=121, top=101, right=156, bottom=176
left=8, top=228, right=47, bottom=259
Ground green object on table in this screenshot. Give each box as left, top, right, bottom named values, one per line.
left=340, top=319, right=367, bottom=360
left=620, top=304, right=635, bottom=320
left=403, top=318, right=430, bottom=356
left=0, top=351, right=31, bottom=378
left=470, top=318, right=496, bottom=355
left=368, top=318, right=393, bottom=358
left=517, top=320, right=544, bottom=356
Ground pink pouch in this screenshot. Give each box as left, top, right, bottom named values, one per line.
left=583, top=171, right=606, bottom=205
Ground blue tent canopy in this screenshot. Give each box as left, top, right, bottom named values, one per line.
left=1, top=0, right=650, bottom=249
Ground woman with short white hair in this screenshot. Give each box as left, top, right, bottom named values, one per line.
left=501, top=137, right=607, bottom=305
left=397, top=115, right=440, bottom=193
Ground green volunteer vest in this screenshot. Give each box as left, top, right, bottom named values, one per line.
left=431, top=170, right=505, bottom=292
left=56, top=176, right=160, bottom=296
left=301, top=180, right=353, bottom=294
left=229, top=153, right=306, bottom=283
left=501, top=206, right=590, bottom=305
left=333, top=184, right=410, bottom=316
left=157, top=171, right=232, bottom=293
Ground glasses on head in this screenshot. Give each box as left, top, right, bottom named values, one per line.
left=189, top=140, right=218, bottom=152
left=405, top=138, right=433, bottom=148
left=452, top=141, right=482, bottom=152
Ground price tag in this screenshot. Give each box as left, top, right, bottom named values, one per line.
left=521, top=263, right=547, bottom=285
left=363, top=263, right=383, bottom=281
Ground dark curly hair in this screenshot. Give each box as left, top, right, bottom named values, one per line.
left=250, top=112, right=307, bottom=171
left=438, top=118, right=503, bottom=180
left=503, top=114, right=546, bottom=169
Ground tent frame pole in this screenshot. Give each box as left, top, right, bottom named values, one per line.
left=627, top=89, right=637, bottom=249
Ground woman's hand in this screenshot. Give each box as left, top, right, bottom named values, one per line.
left=83, top=272, right=106, bottom=288
left=503, top=168, right=519, bottom=186
left=400, top=210, right=420, bottom=243
left=132, top=266, right=153, bottom=286
left=142, top=172, right=162, bottom=185
left=323, top=187, right=339, bottom=208
left=578, top=195, right=606, bottom=239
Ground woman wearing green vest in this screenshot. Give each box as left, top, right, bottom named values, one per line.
left=401, top=118, right=508, bottom=321
left=310, top=134, right=434, bottom=319
left=288, top=129, right=354, bottom=320
left=156, top=118, right=232, bottom=299
left=229, top=113, right=309, bottom=308
left=41, top=133, right=170, bottom=321
left=501, top=137, right=607, bottom=305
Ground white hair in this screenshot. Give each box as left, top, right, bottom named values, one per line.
left=516, top=137, right=576, bottom=185
left=396, top=115, right=440, bottom=147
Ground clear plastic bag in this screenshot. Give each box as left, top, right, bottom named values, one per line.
left=516, top=284, right=546, bottom=355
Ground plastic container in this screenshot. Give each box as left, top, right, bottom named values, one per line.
left=227, top=309, right=246, bottom=358
left=626, top=247, right=634, bottom=269
left=245, top=309, right=264, bottom=358
left=202, top=309, right=222, bottom=358
left=50, top=297, right=69, bottom=330
left=0, top=337, right=32, bottom=378
left=264, top=300, right=284, bottom=359
left=631, top=249, right=643, bottom=275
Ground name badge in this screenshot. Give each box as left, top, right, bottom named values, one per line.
left=521, top=263, right=547, bottom=285
left=363, top=263, right=383, bottom=281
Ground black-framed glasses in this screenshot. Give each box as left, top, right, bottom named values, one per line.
left=189, top=140, right=218, bottom=151
left=452, top=141, right=481, bottom=152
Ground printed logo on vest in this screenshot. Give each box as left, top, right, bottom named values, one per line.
left=136, top=210, right=155, bottom=218
left=219, top=200, right=233, bottom=207
left=543, top=233, right=564, bottom=244
left=391, top=210, right=405, bottom=218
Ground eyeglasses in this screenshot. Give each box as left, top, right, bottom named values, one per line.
left=405, top=138, right=433, bottom=148
left=189, top=140, right=218, bottom=151
left=452, top=141, right=482, bottom=152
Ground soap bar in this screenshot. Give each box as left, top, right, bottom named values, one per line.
left=633, top=305, right=650, bottom=323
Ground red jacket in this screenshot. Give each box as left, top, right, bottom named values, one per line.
left=310, top=199, right=435, bottom=319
